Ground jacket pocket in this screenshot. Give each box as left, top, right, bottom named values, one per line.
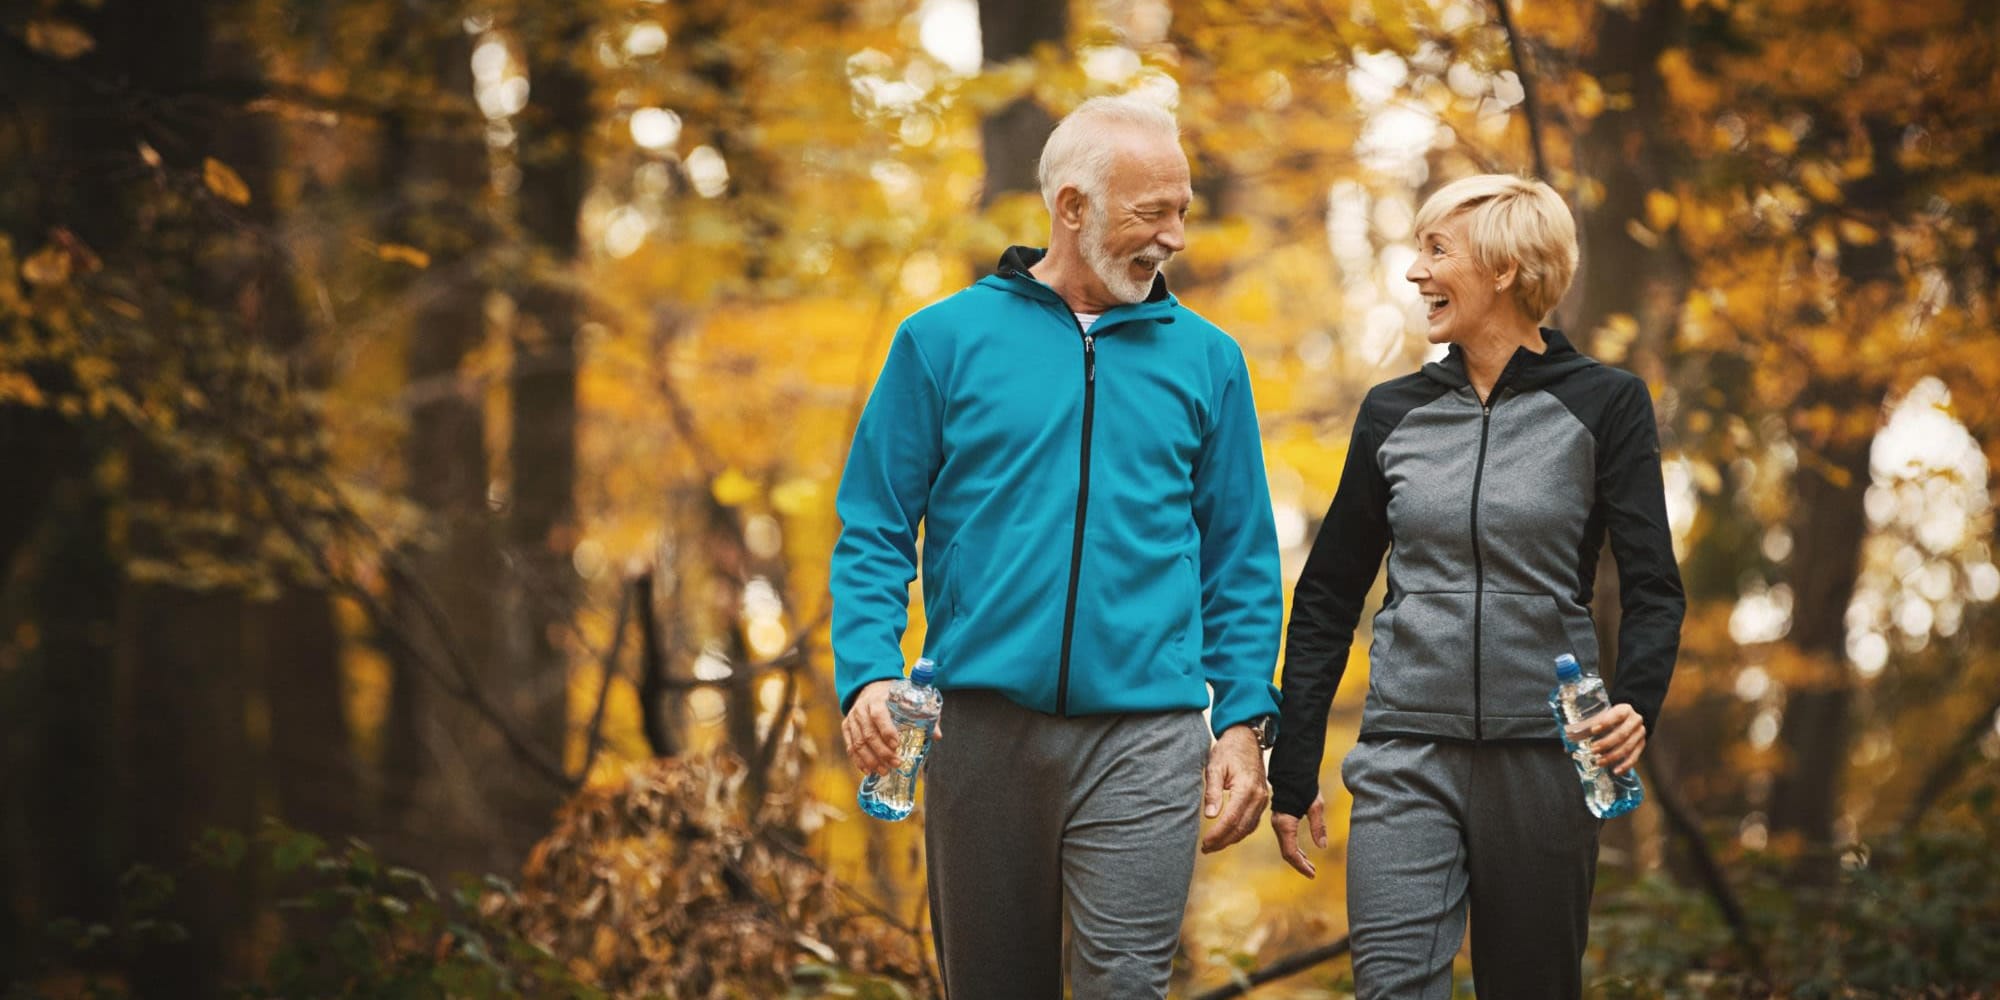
left=1480, top=592, right=1574, bottom=734
left=926, top=540, right=962, bottom=640
left=1177, top=552, right=1200, bottom=674
left=1366, top=591, right=1475, bottom=718
left=1366, top=604, right=1400, bottom=675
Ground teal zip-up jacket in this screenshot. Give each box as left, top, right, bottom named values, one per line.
left=831, top=246, right=1283, bottom=737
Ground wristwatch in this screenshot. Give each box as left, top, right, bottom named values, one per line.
left=1243, top=715, right=1278, bottom=750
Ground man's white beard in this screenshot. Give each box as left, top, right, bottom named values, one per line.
left=1082, top=204, right=1167, bottom=305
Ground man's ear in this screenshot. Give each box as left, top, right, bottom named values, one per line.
left=1055, top=186, right=1089, bottom=232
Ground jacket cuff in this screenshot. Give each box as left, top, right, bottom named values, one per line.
left=837, top=663, right=907, bottom=715
left=1208, top=681, right=1282, bottom=740
left=1270, top=783, right=1317, bottom=818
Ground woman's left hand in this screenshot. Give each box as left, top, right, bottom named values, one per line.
left=1570, top=702, right=1647, bottom=775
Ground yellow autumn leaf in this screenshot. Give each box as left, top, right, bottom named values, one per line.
left=1644, top=189, right=1680, bottom=231
left=0, top=371, right=46, bottom=407
left=203, top=157, right=252, bottom=205
left=21, top=245, right=70, bottom=286
left=1572, top=73, right=1605, bottom=120
left=375, top=243, right=432, bottom=268
left=72, top=356, right=116, bottom=386
left=1592, top=314, right=1639, bottom=364
left=1762, top=124, right=1798, bottom=156
left=25, top=19, right=94, bottom=59
left=1575, top=176, right=1607, bottom=211
left=1838, top=219, right=1879, bottom=246
left=1689, top=460, right=1723, bottom=496
left=1800, top=163, right=1843, bottom=203
left=137, top=141, right=162, bottom=168
left=770, top=478, right=823, bottom=517
left=711, top=467, right=759, bottom=507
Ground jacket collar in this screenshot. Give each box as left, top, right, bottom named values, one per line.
left=1421, top=328, right=1597, bottom=393
left=977, top=246, right=1180, bottom=329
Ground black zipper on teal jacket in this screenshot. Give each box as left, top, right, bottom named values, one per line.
left=1056, top=321, right=1096, bottom=716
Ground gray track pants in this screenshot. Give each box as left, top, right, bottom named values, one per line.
left=923, top=690, right=1210, bottom=1000
left=1342, top=738, right=1602, bottom=999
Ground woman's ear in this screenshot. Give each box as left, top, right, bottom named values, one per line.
left=1493, top=260, right=1519, bottom=293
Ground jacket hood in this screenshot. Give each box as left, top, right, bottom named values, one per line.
left=979, top=246, right=1179, bottom=320
left=1421, top=328, right=1598, bottom=393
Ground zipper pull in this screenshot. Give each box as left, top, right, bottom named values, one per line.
left=1085, top=334, right=1096, bottom=383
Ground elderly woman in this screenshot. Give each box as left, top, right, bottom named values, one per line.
left=1266, top=174, right=1685, bottom=998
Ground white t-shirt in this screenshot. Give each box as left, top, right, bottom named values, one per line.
left=1075, top=312, right=1101, bottom=332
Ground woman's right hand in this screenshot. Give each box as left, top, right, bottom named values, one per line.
left=1271, top=793, right=1328, bottom=878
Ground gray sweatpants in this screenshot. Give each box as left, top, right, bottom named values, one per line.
left=923, top=690, right=1210, bottom=1000
left=1342, top=738, right=1601, bottom=1000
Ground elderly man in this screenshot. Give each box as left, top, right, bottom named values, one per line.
left=830, top=95, right=1284, bottom=997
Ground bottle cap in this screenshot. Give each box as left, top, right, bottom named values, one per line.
left=1554, top=653, right=1581, bottom=681
left=910, top=657, right=936, bottom=685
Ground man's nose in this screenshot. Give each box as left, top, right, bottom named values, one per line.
left=1158, top=217, right=1187, bottom=254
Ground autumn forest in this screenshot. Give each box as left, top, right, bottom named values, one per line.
left=2, top=0, right=1998, bottom=996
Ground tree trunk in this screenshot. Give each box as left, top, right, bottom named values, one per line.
left=1766, top=117, right=1905, bottom=852
left=504, top=6, right=593, bottom=837
left=204, top=7, right=361, bottom=846
left=978, top=0, right=1067, bottom=207
left=1566, top=0, right=1687, bottom=381
left=379, top=22, right=511, bottom=874
left=1765, top=378, right=1877, bottom=851
left=1566, top=0, right=1690, bottom=876
left=52, top=0, right=263, bottom=990
left=8, top=479, right=125, bottom=977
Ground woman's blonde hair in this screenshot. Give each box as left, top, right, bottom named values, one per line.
left=1413, top=174, right=1579, bottom=321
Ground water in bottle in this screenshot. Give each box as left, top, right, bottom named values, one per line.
left=1549, top=653, right=1644, bottom=818
left=857, top=658, right=943, bottom=822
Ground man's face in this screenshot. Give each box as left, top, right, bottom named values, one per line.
left=1080, top=130, right=1192, bottom=306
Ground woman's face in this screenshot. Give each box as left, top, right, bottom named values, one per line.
left=1405, top=211, right=1506, bottom=346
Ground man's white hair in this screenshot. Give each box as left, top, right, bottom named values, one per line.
left=1037, top=95, right=1180, bottom=214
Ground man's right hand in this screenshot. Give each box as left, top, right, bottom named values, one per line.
left=843, top=678, right=941, bottom=775
left=1271, top=793, right=1328, bottom=879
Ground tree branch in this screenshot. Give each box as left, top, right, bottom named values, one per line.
left=3, top=32, right=485, bottom=132
left=572, top=577, right=636, bottom=783
left=1187, top=936, right=1353, bottom=1000
left=1899, top=686, right=2000, bottom=833
left=1490, top=0, right=1548, bottom=180
left=237, top=446, right=578, bottom=792
left=635, top=570, right=678, bottom=758
left=1643, top=754, right=1769, bottom=985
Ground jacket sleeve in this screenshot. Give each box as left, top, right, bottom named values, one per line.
left=830, top=324, right=943, bottom=714
left=1190, top=343, right=1285, bottom=738
left=1599, top=377, right=1685, bottom=735
left=1268, top=397, right=1392, bottom=817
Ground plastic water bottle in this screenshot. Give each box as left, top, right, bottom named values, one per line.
left=857, top=658, right=943, bottom=822
left=1549, top=653, right=1644, bottom=818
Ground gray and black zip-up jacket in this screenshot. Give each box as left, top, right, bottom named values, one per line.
left=1269, top=330, right=1685, bottom=817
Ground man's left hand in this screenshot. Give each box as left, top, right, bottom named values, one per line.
left=1199, top=724, right=1270, bottom=854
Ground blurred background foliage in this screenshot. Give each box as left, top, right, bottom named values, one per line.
left=1, top=0, right=1997, bottom=995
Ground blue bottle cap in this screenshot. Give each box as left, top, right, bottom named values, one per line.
left=1554, top=653, right=1581, bottom=681
left=910, top=657, right=936, bottom=685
